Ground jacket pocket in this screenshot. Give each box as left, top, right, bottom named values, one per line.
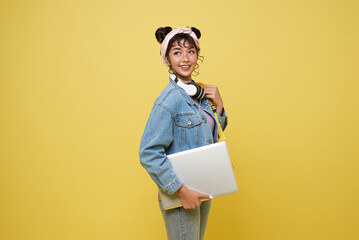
left=174, top=113, right=203, bottom=150
left=175, top=113, right=202, bottom=128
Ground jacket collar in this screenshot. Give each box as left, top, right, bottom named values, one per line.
left=169, top=76, right=213, bottom=112
left=169, top=76, right=196, bottom=106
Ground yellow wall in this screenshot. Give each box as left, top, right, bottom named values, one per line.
left=1, top=0, right=358, bottom=239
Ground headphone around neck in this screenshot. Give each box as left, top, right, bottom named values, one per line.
left=170, top=74, right=205, bottom=100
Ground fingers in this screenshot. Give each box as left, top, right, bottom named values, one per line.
left=199, top=193, right=212, bottom=200
left=204, top=85, right=218, bottom=97
left=204, top=85, right=218, bottom=91
left=177, top=186, right=213, bottom=209
left=181, top=196, right=201, bottom=209
left=183, top=201, right=201, bottom=209
left=204, top=85, right=223, bottom=112
left=204, top=85, right=221, bottom=99
left=183, top=193, right=212, bottom=209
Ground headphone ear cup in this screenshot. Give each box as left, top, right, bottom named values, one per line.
left=191, top=83, right=205, bottom=100
left=197, top=85, right=205, bottom=100
left=185, top=84, right=198, bottom=96
left=173, top=76, right=205, bottom=100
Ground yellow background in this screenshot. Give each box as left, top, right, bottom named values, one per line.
left=1, top=0, right=358, bottom=239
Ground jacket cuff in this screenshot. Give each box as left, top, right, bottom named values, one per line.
left=217, top=108, right=228, bottom=129
left=164, top=177, right=183, bottom=195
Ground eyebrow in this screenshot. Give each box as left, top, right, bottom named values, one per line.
left=171, top=46, right=195, bottom=51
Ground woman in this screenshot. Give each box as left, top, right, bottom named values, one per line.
left=139, top=26, right=228, bottom=240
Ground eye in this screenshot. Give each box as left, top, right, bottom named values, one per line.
left=189, top=50, right=196, bottom=54
left=174, top=51, right=180, bottom=55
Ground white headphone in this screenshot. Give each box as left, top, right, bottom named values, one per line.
left=170, top=74, right=205, bottom=100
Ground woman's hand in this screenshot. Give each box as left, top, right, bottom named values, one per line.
left=204, top=85, right=223, bottom=116
left=176, top=185, right=212, bottom=209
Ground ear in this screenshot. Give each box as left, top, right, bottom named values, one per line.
left=166, top=56, right=171, bottom=65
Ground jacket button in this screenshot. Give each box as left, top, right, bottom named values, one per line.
left=205, top=120, right=207, bottom=123
left=195, top=105, right=199, bottom=109
left=208, top=139, right=212, bottom=143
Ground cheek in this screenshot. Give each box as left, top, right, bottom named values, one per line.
left=169, top=56, right=180, bottom=65
left=190, top=55, right=198, bottom=63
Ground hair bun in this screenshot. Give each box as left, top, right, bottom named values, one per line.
left=155, top=27, right=172, bottom=43
left=191, top=27, right=201, bottom=39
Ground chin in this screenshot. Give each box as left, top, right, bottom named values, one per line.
left=174, top=72, right=191, bottom=80
left=179, top=75, right=192, bottom=81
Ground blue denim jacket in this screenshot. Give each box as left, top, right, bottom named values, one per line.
left=139, top=77, right=228, bottom=195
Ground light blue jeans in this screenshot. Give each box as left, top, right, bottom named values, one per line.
left=159, top=195, right=212, bottom=240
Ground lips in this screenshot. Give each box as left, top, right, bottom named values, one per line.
left=180, top=65, right=191, bottom=70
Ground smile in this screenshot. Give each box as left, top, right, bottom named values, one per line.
left=180, top=65, right=191, bottom=70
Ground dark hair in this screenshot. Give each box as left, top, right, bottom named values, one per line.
left=155, top=26, right=204, bottom=74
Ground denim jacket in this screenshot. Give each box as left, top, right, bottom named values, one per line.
left=139, top=77, right=228, bottom=195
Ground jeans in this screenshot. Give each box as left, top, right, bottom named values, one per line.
left=159, top=194, right=212, bottom=240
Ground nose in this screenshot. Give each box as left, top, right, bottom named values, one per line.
left=182, top=53, right=189, bottom=62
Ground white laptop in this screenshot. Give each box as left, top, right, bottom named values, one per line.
left=159, top=141, right=238, bottom=210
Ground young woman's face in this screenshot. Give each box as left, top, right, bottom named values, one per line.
left=167, top=39, right=198, bottom=82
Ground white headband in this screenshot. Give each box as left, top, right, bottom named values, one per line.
left=160, top=27, right=200, bottom=66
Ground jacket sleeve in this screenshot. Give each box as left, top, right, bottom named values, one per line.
left=139, top=104, right=183, bottom=195
left=216, top=108, right=228, bottom=131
